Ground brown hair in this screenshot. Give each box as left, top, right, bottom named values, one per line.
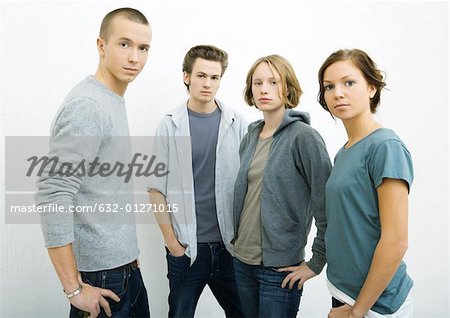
left=244, top=55, right=302, bottom=109
left=99, top=8, right=149, bottom=42
left=317, top=49, right=386, bottom=114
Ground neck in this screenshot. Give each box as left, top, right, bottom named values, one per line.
left=187, top=99, right=217, bottom=113
left=94, top=68, right=127, bottom=97
left=260, top=107, right=286, bottom=138
left=342, top=112, right=382, bottom=148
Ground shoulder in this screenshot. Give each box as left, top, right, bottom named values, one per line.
left=52, top=95, right=104, bottom=136
left=239, top=119, right=262, bottom=148
left=153, top=103, right=187, bottom=135
left=217, top=100, right=248, bottom=126
left=165, top=103, right=188, bottom=116
left=365, top=128, right=414, bottom=188
left=154, top=115, right=175, bottom=135
left=57, top=76, right=119, bottom=122
left=290, top=121, right=326, bottom=145
left=233, top=110, right=248, bottom=128
left=368, top=129, right=411, bottom=155
left=247, top=119, right=264, bottom=133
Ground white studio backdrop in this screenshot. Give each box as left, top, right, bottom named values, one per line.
left=0, top=1, right=449, bottom=317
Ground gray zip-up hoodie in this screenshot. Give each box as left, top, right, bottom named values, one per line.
left=233, top=109, right=332, bottom=274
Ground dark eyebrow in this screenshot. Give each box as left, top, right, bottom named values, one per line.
left=323, top=74, right=357, bottom=83
left=196, top=71, right=221, bottom=77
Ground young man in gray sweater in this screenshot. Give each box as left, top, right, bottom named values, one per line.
left=36, top=8, right=152, bottom=318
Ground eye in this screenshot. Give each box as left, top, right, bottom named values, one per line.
left=198, top=74, right=206, bottom=78
left=139, top=46, right=149, bottom=52
left=119, top=42, right=129, bottom=48
left=212, top=76, right=220, bottom=81
left=253, top=82, right=262, bottom=86
left=345, top=80, right=355, bottom=87
left=271, top=81, right=278, bottom=85
left=324, top=84, right=333, bottom=91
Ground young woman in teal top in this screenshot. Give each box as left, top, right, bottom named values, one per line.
left=318, top=49, right=414, bottom=318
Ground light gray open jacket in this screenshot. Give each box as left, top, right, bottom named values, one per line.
left=148, top=100, right=247, bottom=265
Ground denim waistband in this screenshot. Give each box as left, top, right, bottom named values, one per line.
left=198, top=241, right=224, bottom=247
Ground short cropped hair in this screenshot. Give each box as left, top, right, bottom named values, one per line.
left=182, top=45, right=228, bottom=90
left=244, top=55, right=302, bottom=109
left=317, top=49, right=386, bottom=114
left=99, top=8, right=149, bottom=42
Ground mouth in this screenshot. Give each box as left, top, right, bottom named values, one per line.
left=258, top=98, right=272, bottom=102
left=201, top=91, right=212, bottom=95
left=334, top=103, right=349, bottom=109
left=123, top=67, right=139, bottom=73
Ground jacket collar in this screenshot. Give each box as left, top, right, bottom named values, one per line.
left=169, top=99, right=234, bottom=127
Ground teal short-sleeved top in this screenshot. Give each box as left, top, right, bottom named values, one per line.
left=325, top=128, right=414, bottom=314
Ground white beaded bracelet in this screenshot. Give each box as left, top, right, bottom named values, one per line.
left=64, top=285, right=83, bottom=299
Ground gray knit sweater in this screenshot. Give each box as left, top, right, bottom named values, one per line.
left=233, top=109, right=332, bottom=273
left=36, top=76, right=139, bottom=271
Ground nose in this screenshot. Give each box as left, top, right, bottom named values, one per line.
left=334, top=84, right=345, bottom=98
left=202, top=77, right=211, bottom=88
left=128, top=48, right=139, bottom=64
left=259, top=82, right=269, bottom=94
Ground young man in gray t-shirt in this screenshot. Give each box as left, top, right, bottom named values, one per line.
left=149, top=45, right=247, bottom=318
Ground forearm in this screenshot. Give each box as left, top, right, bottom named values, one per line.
left=47, top=244, right=80, bottom=294
left=308, top=189, right=327, bottom=273
left=308, top=164, right=330, bottom=274
left=148, top=190, right=178, bottom=246
left=352, top=238, right=408, bottom=317
left=302, top=133, right=331, bottom=273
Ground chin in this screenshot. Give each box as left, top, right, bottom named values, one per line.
left=200, top=97, right=214, bottom=103
left=123, top=76, right=137, bottom=83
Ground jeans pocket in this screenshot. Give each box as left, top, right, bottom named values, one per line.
left=81, top=271, right=97, bottom=286
left=101, top=269, right=129, bottom=312
left=166, top=249, right=190, bottom=282
left=165, top=246, right=186, bottom=258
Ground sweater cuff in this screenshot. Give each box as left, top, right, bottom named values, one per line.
left=306, top=255, right=326, bottom=275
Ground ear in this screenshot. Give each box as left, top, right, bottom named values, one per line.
left=368, top=85, right=377, bottom=99
left=183, top=71, right=190, bottom=86
left=97, top=37, right=106, bottom=56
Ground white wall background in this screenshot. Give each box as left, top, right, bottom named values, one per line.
left=1, top=1, right=448, bottom=317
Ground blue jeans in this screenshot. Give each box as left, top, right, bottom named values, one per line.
left=234, top=258, right=303, bottom=318
left=166, top=242, right=245, bottom=318
left=69, top=260, right=150, bottom=318
left=332, top=297, right=345, bottom=308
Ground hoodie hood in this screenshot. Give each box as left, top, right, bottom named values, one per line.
left=248, top=109, right=311, bottom=135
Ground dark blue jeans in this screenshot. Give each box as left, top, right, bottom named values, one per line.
left=234, top=258, right=303, bottom=318
left=166, top=242, right=245, bottom=318
left=332, top=297, right=345, bottom=308
left=69, top=261, right=150, bottom=318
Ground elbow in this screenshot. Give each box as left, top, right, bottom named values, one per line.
left=391, top=239, right=409, bottom=260
left=380, top=236, right=409, bottom=261
left=397, top=240, right=408, bottom=258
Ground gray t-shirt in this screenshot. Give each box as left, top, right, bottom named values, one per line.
left=188, top=106, right=222, bottom=243
left=234, top=136, right=273, bottom=264
left=36, top=76, right=139, bottom=271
